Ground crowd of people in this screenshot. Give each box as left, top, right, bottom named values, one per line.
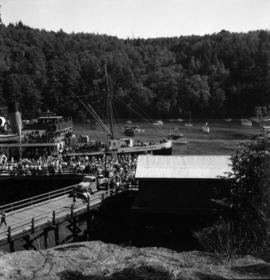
left=0, top=152, right=138, bottom=187
left=0, top=152, right=138, bottom=227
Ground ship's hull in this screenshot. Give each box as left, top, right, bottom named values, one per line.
left=166, top=138, right=187, bottom=145
left=116, top=140, right=173, bottom=155
left=64, top=141, right=173, bottom=157
left=0, top=134, right=20, bottom=143
left=201, top=127, right=210, bottom=134
left=0, top=174, right=83, bottom=205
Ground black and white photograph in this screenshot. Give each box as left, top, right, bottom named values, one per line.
left=0, top=0, right=270, bottom=279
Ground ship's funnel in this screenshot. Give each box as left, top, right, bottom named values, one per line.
left=8, top=102, right=23, bottom=134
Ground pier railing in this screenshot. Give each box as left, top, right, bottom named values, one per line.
left=0, top=186, right=138, bottom=242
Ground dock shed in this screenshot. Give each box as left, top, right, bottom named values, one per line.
left=133, top=155, right=232, bottom=214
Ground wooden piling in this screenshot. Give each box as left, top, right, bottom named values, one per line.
left=86, top=202, right=91, bottom=240
left=54, top=224, right=59, bottom=245
left=7, top=226, right=14, bottom=252
left=44, top=229, right=48, bottom=249
left=52, top=211, right=56, bottom=225
left=31, top=218, right=35, bottom=233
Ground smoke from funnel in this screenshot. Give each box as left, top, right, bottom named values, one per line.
left=8, top=102, right=23, bottom=134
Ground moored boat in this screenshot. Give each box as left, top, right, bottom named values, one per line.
left=166, top=134, right=187, bottom=144
left=153, top=120, right=164, bottom=126
left=240, top=119, right=252, bottom=127
left=201, top=122, right=210, bottom=134
left=123, top=126, right=145, bottom=137
left=0, top=103, right=72, bottom=159
left=109, top=138, right=173, bottom=155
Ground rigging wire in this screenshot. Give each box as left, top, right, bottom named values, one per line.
left=77, top=97, right=111, bottom=135
left=113, top=95, right=163, bottom=134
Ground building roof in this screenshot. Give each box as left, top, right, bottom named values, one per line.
left=135, top=155, right=232, bottom=179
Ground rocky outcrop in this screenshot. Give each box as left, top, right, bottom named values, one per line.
left=0, top=241, right=269, bottom=280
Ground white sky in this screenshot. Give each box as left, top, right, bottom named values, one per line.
left=1, top=0, right=270, bottom=38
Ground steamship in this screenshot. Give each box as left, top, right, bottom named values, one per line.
left=0, top=103, right=72, bottom=159
left=0, top=103, right=83, bottom=204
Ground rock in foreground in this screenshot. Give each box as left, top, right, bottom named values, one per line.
left=0, top=241, right=269, bottom=280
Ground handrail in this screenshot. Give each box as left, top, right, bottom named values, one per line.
left=0, top=171, right=84, bottom=176
left=0, top=192, right=101, bottom=237
left=0, top=185, right=138, bottom=246
left=0, top=185, right=138, bottom=239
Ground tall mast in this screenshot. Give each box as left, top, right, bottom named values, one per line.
left=104, top=64, right=114, bottom=139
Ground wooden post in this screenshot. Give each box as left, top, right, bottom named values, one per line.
left=54, top=225, right=59, bottom=246
left=7, top=226, right=14, bottom=252
left=31, top=218, right=35, bottom=233
left=86, top=202, right=90, bottom=240
left=70, top=205, right=77, bottom=240
left=70, top=205, right=74, bottom=218
left=52, top=211, right=56, bottom=225
left=44, top=229, right=48, bottom=249
left=96, top=174, right=99, bottom=190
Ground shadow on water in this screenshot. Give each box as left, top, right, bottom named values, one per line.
left=87, top=192, right=208, bottom=252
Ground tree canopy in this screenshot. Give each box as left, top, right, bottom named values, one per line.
left=195, top=135, right=270, bottom=258
left=0, top=22, right=270, bottom=120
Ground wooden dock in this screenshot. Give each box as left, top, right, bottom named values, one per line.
left=0, top=188, right=126, bottom=248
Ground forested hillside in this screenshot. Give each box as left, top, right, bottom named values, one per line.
left=0, top=22, right=270, bottom=119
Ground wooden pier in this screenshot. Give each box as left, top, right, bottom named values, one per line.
left=0, top=185, right=136, bottom=252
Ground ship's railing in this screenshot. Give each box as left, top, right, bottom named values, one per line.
left=0, top=185, right=138, bottom=241
left=0, top=185, right=75, bottom=213
left=0, top=170, right=84, bottom=177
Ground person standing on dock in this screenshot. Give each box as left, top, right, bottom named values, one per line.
left=0, top=152, right=7, bottom=165
left=0, top=211, right=7, bottom=227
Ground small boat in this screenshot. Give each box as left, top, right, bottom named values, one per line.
left=177, top=118, right=184, bottom=122
left=123, top=126, right=145, bottom=136
left=153, top=120, right=164, bottom=126
left=225, top=118, right=232, bottom=122
left=240, top=119, right=252, bottom=127
left=201, top=122, right=210, bottom=134
left=166, top=134, right=187, bottom=144
left=123, top=127, right=135, bottom=137
left=0, top=134, right=20, bottom=143
left=134, top=127, right=145, bottom=133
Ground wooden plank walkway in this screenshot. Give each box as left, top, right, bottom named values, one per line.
left=0, top=190, right=106, bottom=243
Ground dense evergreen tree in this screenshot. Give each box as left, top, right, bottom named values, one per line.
left=0, top=22, right=270, bottom=119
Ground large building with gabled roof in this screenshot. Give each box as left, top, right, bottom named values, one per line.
left=133, top=155, right=232, bottom=214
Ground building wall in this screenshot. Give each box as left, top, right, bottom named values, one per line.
left=133, top=178, right=228, bottom=213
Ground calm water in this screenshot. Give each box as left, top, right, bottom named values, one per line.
left=74, top=119, right=262, bottom=155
